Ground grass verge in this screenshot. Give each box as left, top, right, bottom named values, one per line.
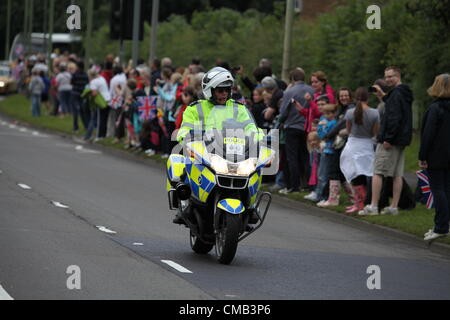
left=1, top=93, right=448, bottom=245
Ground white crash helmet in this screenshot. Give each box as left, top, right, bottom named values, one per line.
left=202, top=67, right=234, bottom=101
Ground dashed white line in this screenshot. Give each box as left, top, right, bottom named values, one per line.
left=96, top=226, right=117, bottom=234
left=161, top=260, right=193, bottom=274
left=133, top=242, right=144, bottom=246
left=51, top=201, right=70, bottom=209
left=0, top=285, right=14, bottom=300
left=18, top=183, right=32, bottom=190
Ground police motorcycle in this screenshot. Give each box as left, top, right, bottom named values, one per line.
left=166, top=108, right=276, bottom=265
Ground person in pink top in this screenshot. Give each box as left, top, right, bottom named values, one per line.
left=301, top=71, right=336, bottom=133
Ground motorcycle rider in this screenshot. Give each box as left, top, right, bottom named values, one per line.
left=177, top=67, right=261, bottom=143
left=172, top=67, right=263, bottom=224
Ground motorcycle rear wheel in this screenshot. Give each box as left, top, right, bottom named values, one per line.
left=215, top=213, right=241, bottom=265
left=190, top=231, right=214, bottom=254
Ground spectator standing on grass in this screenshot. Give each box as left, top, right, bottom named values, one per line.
left=278, top=68, right=314, bottom=194
left=109, top=65, right=127, bottom=143
left=55, top=64, right=73, bottom=118
left=85, top=68, right=111, bottom=141
left=40, top=71, right=51, bottom=115
left=315, top=104, right=339, bottom=207
left=301, top=95, right=330, bottom=202
left=359, top=66, right=413, bottom=216
left=28, top=70, right=45, bottom=117
left=340, top=88, right=380, bottom=214
left=70, top=61, right=89, bottom=133
left=419, top=74, right=450, bottom=241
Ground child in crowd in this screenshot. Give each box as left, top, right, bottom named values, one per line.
left=175, top=86, right=196, bottom=130
left=304, top=131, right=321, bottom=199
left=315, top=104, right=338, bottom=206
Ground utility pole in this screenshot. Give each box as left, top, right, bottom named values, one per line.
left=29, top=0, right=34, bottom=36
left=43, top=0, right=48, bottom=58
left=149, top=0, right=160, bottom=64
left=281, top=0, right=295, bottom=82
left=5, top=0, right=12, bottom=60
left=132, top=0, right=141, bottom=68
left=24, top=0, right=29, bottom=54
left=47, top=0, right=55, bottom=71
left=85, top=0, right=94, bottom=71
left=119, top=0, right=125, bottom=67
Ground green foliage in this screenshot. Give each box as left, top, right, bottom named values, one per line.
left=87, top=0, right=446, bottom=117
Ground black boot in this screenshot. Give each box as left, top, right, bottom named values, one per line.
left=172, top=212, right=185, bottom=225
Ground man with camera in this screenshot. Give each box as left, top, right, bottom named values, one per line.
left=359, top=66, right=414, bottom=216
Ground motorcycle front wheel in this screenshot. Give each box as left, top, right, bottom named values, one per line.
left=190, top=231, right=214, bottom=254
left=215, top=213, right=241, bottom=265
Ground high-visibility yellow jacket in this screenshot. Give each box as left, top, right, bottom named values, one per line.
left=177, top=99, right=263, bottom=143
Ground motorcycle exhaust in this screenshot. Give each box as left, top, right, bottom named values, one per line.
left=176, top=182, right=191, bottom=201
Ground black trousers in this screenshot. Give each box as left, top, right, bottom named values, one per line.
left=97, top=106, right=110, bottom=138
left=428, top=169, right=450, bottom=234
left=284, top=128, right=309, bottom=191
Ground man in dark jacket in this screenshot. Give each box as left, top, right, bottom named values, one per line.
left=359, top=66, right=414, bottom=216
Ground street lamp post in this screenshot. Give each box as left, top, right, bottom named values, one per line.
left=132, top=0, right=142, bottom=68
left=47, top=0, right=55, bottom=71
left=149, top=0, right=159, bottom=65
left=281, top=0, right=295, bottom=82
left=5, top=0, right=12, bottom=60
left=85, top=0, right=94, bottom=71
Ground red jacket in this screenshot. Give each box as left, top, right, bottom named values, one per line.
left=300, top=84, right=336, bottom=133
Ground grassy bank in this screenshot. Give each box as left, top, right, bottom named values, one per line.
left=1, top=93, right=448, bottom=245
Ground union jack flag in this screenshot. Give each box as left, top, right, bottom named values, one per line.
left=137, top=96, right=158, bottom=121
left=110, top=95, right=124, bottom=110
left=416, top=170, right=434, bottom=209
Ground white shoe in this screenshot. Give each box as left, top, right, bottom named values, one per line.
left=381, top=207, right=399, bottom=215
left=316, top=200, right=327, bottom=207
left=424, top=231, right=448, bottom=241
left=279, top=188, right=289, bottom=195
left=358, top=205, right=379, bottom=216
left=424, top=229, right=434, bottom=237
left=304, top=192, right=318, bottom=201
left=161, top=154, right=169, bottom=159
left=145, top=149, right=156, bottom=156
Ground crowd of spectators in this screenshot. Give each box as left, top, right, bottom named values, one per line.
left=8, top=53, right=450, bottom=236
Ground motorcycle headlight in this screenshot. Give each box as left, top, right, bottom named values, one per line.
left=210, top=155, right=229, bottom=175
left=237, top=158, right=257, bottom=176
left=0, top=82, right=5, bottom=88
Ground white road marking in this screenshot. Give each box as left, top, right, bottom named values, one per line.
left=96, top=226, right=117, bottom=234
left=132, top=242, right=144, bottom=246
left=161, top=260, right=193, bottom=274
left=18, top=183, right=32, bottom=190
left=51, top=201, right=70, bottom=209
left=75, top=145, right=101, bottom=154
left=0, top=285, right=14, bottom=300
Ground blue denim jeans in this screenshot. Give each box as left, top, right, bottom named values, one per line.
left=58, top=90, right=72, bottom=114
left=31, top=94, right=41, bottom=117
left=315, top=153, right=331, bottom=201
left=84, top=108, right=98, bottom=140
left=428, top=169, right=450, bottom=234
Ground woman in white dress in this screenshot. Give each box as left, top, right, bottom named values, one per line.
left=340, top=88, right=380, bottom=214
